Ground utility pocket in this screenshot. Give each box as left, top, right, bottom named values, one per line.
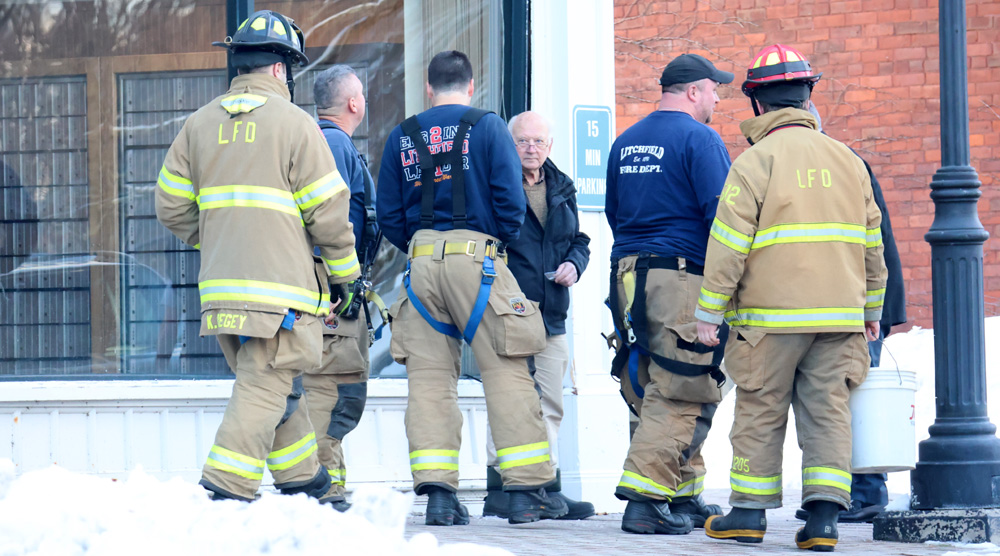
left=722, top=328, right=766, bottom=392
left=845, top=332, right=871, bottom=390
left=318, top=316, right=367, bottom=375
left=387, top=296, right=410, bottom=364
left=485, top=294, right=547, bottom=357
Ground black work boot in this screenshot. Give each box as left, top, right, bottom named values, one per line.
left=704, top=507, right=766, bottom=543
left=424, top=485, right=470, bottom=526
left=507, top=487, right=569, bottom=524
left=669, top=494, right=723, bottom=528
left=319, top=495, right=351, bottom=513
left=795, top=501, right=839, bottom=551
left=482, top=466, right=510, bottom=518
left=275, top=466, right=332, bottom=499
left=546, top=469, right=595, bottom=520
left=621, top=500, right=694, bottom=535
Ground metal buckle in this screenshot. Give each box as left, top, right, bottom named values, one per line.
left=465, top=240, right=476, bottom=256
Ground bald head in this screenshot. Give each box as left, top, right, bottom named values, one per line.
left=508, top=111, right=553, bottom=173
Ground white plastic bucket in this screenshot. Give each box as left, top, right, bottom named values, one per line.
left=850, top=368, right=918, bottom=473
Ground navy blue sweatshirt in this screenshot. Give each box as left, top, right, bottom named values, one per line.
left=605, top=111, right=731, bottom=265
left=320, top=120, right=373, bottom=251
left=376, top=105, right=525, bottom=252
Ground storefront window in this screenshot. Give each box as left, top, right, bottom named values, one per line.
left=0, top=0, right=503, bottom=379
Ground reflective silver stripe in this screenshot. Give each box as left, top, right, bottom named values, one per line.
left=698, top=287, right=730, bottom=311
left=752, top=225, right=865, bottom=248
left=409, top=455, right=459, bottom=466
left=675, top=475, right=705, bottom=497
left=208, top=449, right=264, bottom=476
left=802, top=467, right=852, bottom=492
left=730, top=472, right=782, bottom=495
left=496, top=447, right=548, bottom=466
left=866, top=229, right=883, bottom=247
left=266, top=436, right=318, bottom=468
left=866, top=288, right=885, bottom=307
left=618, top=471, right=674, bottom=497
left=158, top=167, right=195, bottom=198
left=724, top=308, right=864, bottom=328
left=710, top=220, right=753, bottom=253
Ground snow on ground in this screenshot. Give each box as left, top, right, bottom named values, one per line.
left=700, top=317, right=1000, bottom=503
left=0, top=460, right=511, bottom=556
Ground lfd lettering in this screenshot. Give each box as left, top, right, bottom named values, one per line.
left=218, top=121, right=257, bottom=145
left=796, top=168, right=832, bottom=188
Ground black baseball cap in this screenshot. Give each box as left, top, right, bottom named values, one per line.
left=659, top=54, right=734, bottom=87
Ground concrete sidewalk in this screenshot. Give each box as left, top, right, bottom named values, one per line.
left=404, top=490, right=987, bottom=556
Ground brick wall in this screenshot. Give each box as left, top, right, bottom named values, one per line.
left=613, top=0, right=1000, bottom=330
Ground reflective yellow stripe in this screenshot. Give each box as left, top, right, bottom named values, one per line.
left=751, top=223, right=867, bottom=249
left=220, top=93, right=268, bottom=114
left=724, top=307, right=864, bottom=328
left=409, top=449, right=459, bottom=471
left=325, top=251, right=360, bottom=278
left=698, top=287, right=730, bottom=311
left=206, top=445, right=265, bottom=481
left=158, top=166, right=195, bottom=200
left=866, top=228, right=883, bottom=248
left=710, top=219, right=753, bottom=254
left=802, top=466, right=852, bottom=493
left=328, top=468, right=346, bottom=485
left=730, top=471, right=782, bottom=495
left=496, top=441, right=550, bottom=470
left=197, top=185, right=303, bottom=222
left=294, top=171, right=348, bottom=211
left=675, top=475, right=706, bottom=497
left=267, top=432, right=318, bottom=471
left=865, top=288, right=886, bottom=309
left=199, top=279, right=321, bottom=313
left=618, top=470, right=676, bottom=498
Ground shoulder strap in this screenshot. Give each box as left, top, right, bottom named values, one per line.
left=401, top=115, right=440, bottom=229
left=450, top=108, right=492, bottom=229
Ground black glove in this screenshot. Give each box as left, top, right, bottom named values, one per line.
left=329, top=282, right=348, bottom=310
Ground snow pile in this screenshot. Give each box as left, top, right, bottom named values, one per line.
left=0, top=463, right=512, bottom=556
left=927, top=540, right=1000, bottom=556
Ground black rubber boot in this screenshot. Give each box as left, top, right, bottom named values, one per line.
left=545, top=469, right=595, bottom=520
left=621, top=500, right=694, bottom=535
left=425, top=485, right=470, bottom=526
left=200, top=479, right=256, bottom=502
left=319, top=495, right=351, bottom=513
left=507, top=487, right=569, bottom=524
left=795, top=500, right=884, bottom=524
left=669, top=494, right=723, bottom=528
left=275, top=466, right=331, bottom=499
left=704, top=507, right=766, bottom=543
left=796, top=501, right=839, bottom=551
left=482, top=466, right=510, bottom=518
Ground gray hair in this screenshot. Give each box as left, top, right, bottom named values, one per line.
left=313, top=64, right=359, bottom=113
left=507, top=111, right=553, bottom=142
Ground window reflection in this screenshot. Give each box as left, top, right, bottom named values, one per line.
left=0, top=0, right=501, bottom=379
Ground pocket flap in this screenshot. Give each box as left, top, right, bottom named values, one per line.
left=487, top=294, right=537, bottom=317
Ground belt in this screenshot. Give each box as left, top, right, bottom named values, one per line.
left=411, top=240, right=505, bottom=261
left=633, top=256, right=704, bottom=276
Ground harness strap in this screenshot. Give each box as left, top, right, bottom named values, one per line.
left=399, top=108, right=491, bottom=230
left=610, top=254, right=727, bottom=391
left=403, top=256, right=495, bottom=344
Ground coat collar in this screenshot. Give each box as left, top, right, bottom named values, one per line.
left=739, top=107, right=818, bottom=145
left=228, top=73, right=291, bottom=102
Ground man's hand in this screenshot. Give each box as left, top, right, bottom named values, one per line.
left=865, top=320, right=880, bottom=342
left=697, top=321, right=720, bottom=347
left=553, top=262, right=578, bottom=287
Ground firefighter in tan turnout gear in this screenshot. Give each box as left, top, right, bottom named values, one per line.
left=155, top=10, right=360, bottom=502
left=604, top=53, right=734, bottom=536
left=377, top=50, right=567, bottom=526
left=696, top=44, right=887, bottom=551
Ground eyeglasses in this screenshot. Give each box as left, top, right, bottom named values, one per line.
left=515, top=138, right=549, bottom=149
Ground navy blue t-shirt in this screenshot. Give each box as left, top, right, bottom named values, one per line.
left=320, top=120, right=372, bottom=251
left=605, top=110, right=731, bottom=266
left=376, top=104, right=525, bottom=252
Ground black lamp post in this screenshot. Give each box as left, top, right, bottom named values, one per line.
left=874, top=0, right=1000, bottom=542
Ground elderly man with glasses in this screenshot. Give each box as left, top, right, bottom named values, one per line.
left=481, top=110, right=594, bottom=520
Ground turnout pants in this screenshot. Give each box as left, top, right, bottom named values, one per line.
left=203, top=314, right=326, bottom=500
left=613, top=255, right=723, bottom=503
left=302, top=311, right=370, bottom=500
left=486, top=334, right=570, bottom=468
left=725, top=330, right=869, bottom=510
left=389, top=229, right=554, bottom=493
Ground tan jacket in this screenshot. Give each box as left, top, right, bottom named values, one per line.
left=156, top=74, right=360, bottom=336
left=694, top=108, right=887, bottom=334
